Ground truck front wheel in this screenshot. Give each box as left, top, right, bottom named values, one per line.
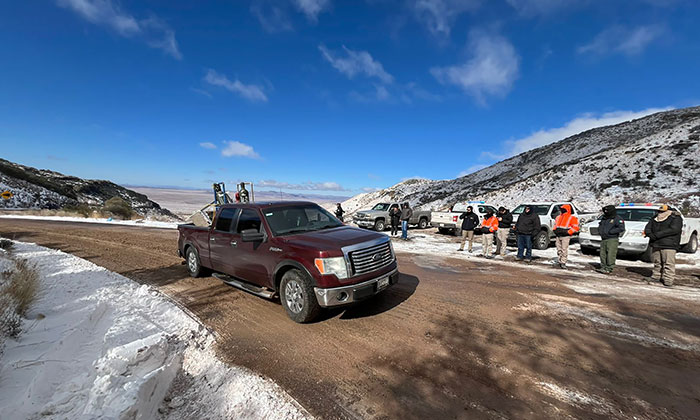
left=280, top=269, right=321, bottom=323
left=185, top=247, right=210, bottom=278
left=374, top=220, right=386, bottom=232
left=533, top=231, right=550, bottom=250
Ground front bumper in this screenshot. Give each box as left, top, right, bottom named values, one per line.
left=579, top=235, right=649, bottom=253
left=354, top=219, right=375, bottom=228
left=314, top=268, right=399, bottom=307
left=431, top=222, right=457, bottom=229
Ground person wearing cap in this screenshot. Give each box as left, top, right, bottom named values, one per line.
left=552, top=204, right=579, bottom=269
left=335, top=203, right=345, bottom=222
left=644, top=204, right=683, bottom=287
left=597, top=205, right=626, bottom=274
left=495, top=206, right=513, bottom=257
left=514, top=205, right=541, bottom=262
left=480, top=210, right=499, bottom=258
left=457, top=206, right=480, bottom=252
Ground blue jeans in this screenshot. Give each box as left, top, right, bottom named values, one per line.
left=401, top=220, right=408, bottom=239
left=517, top=234, right=533, bottom=259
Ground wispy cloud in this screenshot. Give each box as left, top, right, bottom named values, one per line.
left=199, top=142, right=217, bottom=149
left=507, top=108, right=670, bottom=156
left=190, top=88, right=213, bottom=98
left=293, top=0, right=330, bottom=22
left=506, top=0, right=583, bottom=17
left=258, top=179, right=349, bottom=191
left=577, top=25, right=665, bottom=57
left=319, top=45, right=394, bottom=84
left=250, top=0, right=294, bottom=33
left=362, top=187, right=382, bottom=193
left=203, top=69, right=268, bottom=102
left=221, top=141, right=261, bottom=159
left=431, top=29, right=519, bottom=104
left=411, top=0, right=482, bottom=37
left=56, top=0, right=182, bottom=59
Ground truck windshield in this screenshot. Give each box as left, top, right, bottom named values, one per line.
left=372, top=203, right=390, bottom=211
left=616, top=208, right=659, bottom=222
left=512, top=205, right=550, bottom=216
left=263, top=204, right=343, bottom=236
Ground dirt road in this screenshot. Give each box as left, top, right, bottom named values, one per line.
left=2, top=219, right=700, bottom=419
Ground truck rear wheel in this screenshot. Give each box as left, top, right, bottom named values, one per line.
left=681, top=232, right=698, bottom=254
left=374, top=220, right=385, bottom=232
left=280, top=269, right=321, bottom=323
left=533, top=230, right=550, bottom=250
left=186, top=247, right=210, bottom=278
left=418, top=218, right=428, bottom=229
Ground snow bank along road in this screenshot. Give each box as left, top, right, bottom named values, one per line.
left=1, top=218, right=700, bottom=419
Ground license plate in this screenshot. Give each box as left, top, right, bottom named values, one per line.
left=378, top=277, right=389, bottom=289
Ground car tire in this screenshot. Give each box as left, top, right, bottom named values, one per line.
left=374, top=220, right=385, bottom=232
left=580, top=246, right=597, bottom=256
left=185, top=247, right=210, bottom=278
left=640, top=246, right=653, bottom=263
left=280, top=269, right=321, bottom=323
left=418, top=218, right=428, bottom=229
left=681, top=232, right=698, bottom=254
left=533, top=230, right=550, bottom=250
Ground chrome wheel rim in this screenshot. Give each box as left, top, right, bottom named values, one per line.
left=285, top=280, right=304, bottom=313
left=187, top=251, right=197, bottom=273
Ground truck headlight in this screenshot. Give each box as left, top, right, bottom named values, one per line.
left=314, top=257, right=349, bottom=279
left=581, top=226, right=590, bottom=234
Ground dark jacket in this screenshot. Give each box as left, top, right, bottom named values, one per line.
left=514, top=211, right=541, bottom=236
left=390, top=208, right=401, bottom=225
left=335, top=206, right=345, bottom=219
left=598, top=215, right=625, bottom=240
left=497, top=211, right=513, bottom=229
left=644, top=213, right=683, bottom=250
left=401, top=207, right=413, bottom=221
left=459, top=212, right=480, bottom=231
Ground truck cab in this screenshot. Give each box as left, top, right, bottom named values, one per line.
left=430, top=201, right=498, bottom=235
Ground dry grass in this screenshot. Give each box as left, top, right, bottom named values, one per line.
left=1, top=249, right=40, bottom=339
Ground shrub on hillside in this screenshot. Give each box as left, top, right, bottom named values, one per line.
left=64, top=203, right=93, bottom=218
left=1, top=253, right=40, bottom=340
left=102, top=196, right=134, bottom=219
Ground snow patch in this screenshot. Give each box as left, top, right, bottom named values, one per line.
left=0, top=214, right=178, bottom=229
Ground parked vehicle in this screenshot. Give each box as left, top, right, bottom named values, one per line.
left=430, top=201, right=498, bottom=236
left=579, top=203, right=699, bottom=261
left=178, top=201, right=399, bottom=323
left=510, top=202, right=597, bottom=250
left=353, top=202, right=431, bottom=232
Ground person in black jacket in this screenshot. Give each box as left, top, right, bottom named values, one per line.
left=335, top=203, right=345, bottom=222
left=644, top=205, right=683, bottom=286
left=597, top=205, right=625, bottom=274
left=457, top=206, right=480, bottom=252
left=389, top=205, right=402, bottom=237
left=514, top=205, right=541, bottom=262
left=495, top=207, right=513, bottom=257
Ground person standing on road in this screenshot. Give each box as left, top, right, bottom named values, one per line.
left=480, top=210, right=499, bottom=258
left=239, top=182, right=250, bottom=203
left=553, top=204, right=579, bottom=269
left=644, top=205, right=683, bottom=287
left=390, top=205, right=402, bottom=237
left=335, top=203, right=345, bottom=222
left=597, top=205, right=625, bottom=274
left=401, top=202, right=413, bottom=240
left=457, top=206, right=480, bottom=252
left=514, top=205, right=541, bottom=262
left=495, top=207, right=513, bottom=257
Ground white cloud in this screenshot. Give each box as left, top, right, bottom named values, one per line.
left=507, top=107, right=670, bottom=156
left=258, top=179, right=349, bottom=191
left=319, top=45, right=394, bottom=84
left=203, top=69, right=268, bottom=102
left=431, top=29, right=519, bottom=103
left=458, top=164, right=487, bottom=177
left=411, top=0, right=481, bottom=37
left=57, top=0, right=182, bottom=59
left=293, top=0, right=330, bottom=22
left=250, top=1, right=293, bottom=33
left=221, top=141, right=261, bottom=159
left=577, top=25, right=665, bottom=57
left=199, top=142, right=217, bottom=149
left=506, top=0, right=582, bottom=17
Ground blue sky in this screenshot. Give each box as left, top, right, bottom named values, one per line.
left=1, top=0, right=699, bottom=196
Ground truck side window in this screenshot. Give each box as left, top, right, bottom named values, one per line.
left=237, top=209, right=262, bottom=233
left=215, top=208, right=238, bottom=232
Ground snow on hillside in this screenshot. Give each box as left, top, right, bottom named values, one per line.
left=342, top=106, right=700, bottom=215
left=0, top=241, right=310, bottom=419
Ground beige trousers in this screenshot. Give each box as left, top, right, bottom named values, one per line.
left=555, top=236, right=570, bottom=264
left=482, top=233, right=494, bottom=257
left=459, top=230, right=475, bottom=251
left=495, top=229, right=509, bottom=256
left=652, top=249, right=676, bottom=285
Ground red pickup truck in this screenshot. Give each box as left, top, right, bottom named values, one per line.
left=178, top=201, right=399, bottom=323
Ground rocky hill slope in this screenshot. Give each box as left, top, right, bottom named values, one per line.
left=0, top=159, right=178, bottom=220
left=343, top=106, right=700, bottom=216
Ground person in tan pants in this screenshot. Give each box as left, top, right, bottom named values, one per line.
left=480, top=210, right=499, bottom=259
left=644, top=205, right=683, bottom=287
left=457, top=206, right=480, bottom=252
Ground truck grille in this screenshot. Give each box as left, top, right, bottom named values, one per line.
left=349, top=241, right=394, bottom=275
left=590, top=227, right=600, bottom=236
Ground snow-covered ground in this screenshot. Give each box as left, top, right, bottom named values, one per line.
left=0, top=241, right=310, bottom=419
left=0, top=214, right=179, bottom=229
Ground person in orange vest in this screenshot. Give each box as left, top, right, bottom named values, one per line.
left=553, top=204, right=580, bottom=269
left=480, top=209, right=499, bottom=258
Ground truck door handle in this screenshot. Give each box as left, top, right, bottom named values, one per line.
left=230, top=241, right=237, bottom=247
left=210, top=237, right=216, bottom=242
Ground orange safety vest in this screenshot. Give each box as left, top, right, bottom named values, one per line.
left=482, top=215, right=499, bottom=233
left=553, top=206, right=580, bottom=235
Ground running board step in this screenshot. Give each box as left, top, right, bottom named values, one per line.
left=213, top=273, right=276, bottom=299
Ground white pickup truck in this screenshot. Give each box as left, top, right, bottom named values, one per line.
left=510, top=202, right=598, bottom=250
left=579, top=203, right=699, bottom=261
left=430, top=201, right=498, bottom=236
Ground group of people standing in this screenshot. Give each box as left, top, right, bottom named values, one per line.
left=390, top=203, right=413, bottom=240
left=456, top=206, right=514, bottom=259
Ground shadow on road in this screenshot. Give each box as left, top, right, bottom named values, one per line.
left=340, top=272, right=419, bottom=320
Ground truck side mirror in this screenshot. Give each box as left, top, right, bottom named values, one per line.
left=241, top=229, right=265, bottom=242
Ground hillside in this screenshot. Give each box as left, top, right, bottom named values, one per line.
left=0, top=159, right=178, bottom=220
left=343, top=106, right=700, bottom=216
